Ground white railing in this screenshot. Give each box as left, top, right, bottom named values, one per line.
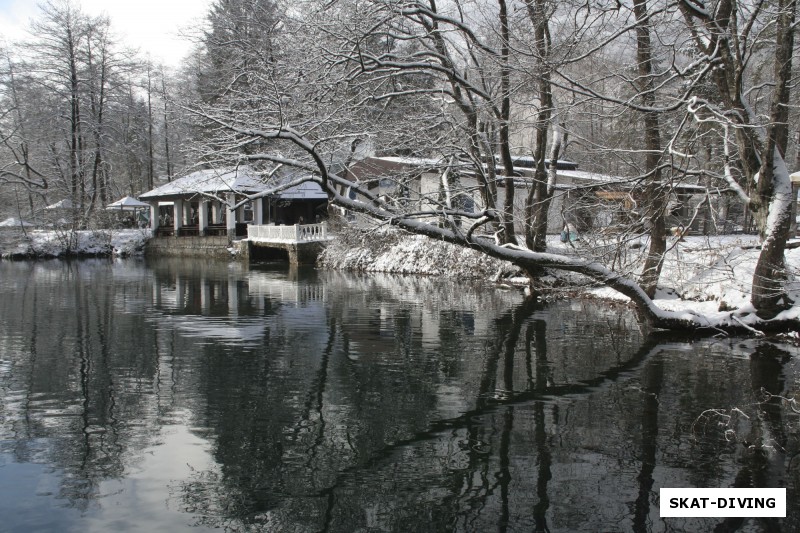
left=247, top=222, right=328, bottom=242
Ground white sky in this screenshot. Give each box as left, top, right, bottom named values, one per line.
left=0, top=0, right=213, bottom=67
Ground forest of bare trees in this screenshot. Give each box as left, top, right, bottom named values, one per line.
left=2, top=0, right=800, bottom=330
left=0, top=1, right=192, bottom=223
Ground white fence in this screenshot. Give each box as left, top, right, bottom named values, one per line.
left=247, top=222, right=328, bottom=242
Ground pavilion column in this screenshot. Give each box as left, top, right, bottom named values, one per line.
left=173, top=199, right=183, bottom=235
left=212, top=202, right=221, bottom=224
left=199, top=199, right=209, bottom=236
left=253, top=198, right=263, bottom=225
left=148, top=202, right=159, bottom=231
left=226, top=193, right=236, bottom=240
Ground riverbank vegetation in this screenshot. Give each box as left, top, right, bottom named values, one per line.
left=0, top=227, right=149, bottom=258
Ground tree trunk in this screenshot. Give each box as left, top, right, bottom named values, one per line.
left=751, top=0, right=796, bottom=317
left=633, top=0, right=666, bottom=298
left=498, top=0, right=517, bottom=245
left=524, top=0, right=553, bottom=254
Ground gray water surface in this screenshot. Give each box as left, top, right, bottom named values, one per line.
left=1, top=258, right=799, bottom=532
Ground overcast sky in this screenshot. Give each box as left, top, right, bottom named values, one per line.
left=0, top=0, right=213, bottom=67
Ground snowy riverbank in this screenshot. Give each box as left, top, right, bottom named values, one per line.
left=0, top=228, right=150, bottom=258
left=320, top=226, right=800, bottom=318
left=317, top=225, right=518, bottom=280
left=5, top=225, right=800, bottom=327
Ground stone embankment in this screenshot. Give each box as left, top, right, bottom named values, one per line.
left=145, top=235, right=241, bottom=259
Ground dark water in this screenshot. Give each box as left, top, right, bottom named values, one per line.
left=1, top=258, right=800, bottom=532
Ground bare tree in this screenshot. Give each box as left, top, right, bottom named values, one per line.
left=633, top=0, right=667, bottom=298
left=678, top=0, right=797, bottom=317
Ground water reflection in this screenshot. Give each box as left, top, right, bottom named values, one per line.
left=0, top=258, right=799, bottom=532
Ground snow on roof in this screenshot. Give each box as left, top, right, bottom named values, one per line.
left=375, top=156, right=444, bottom=167
left=557, top=169, right=623, bottom=184
left=45, top=199, right=74, bottom=209
left=139, top=167, right=269, bottom=199
left=106, top=196, right=150, bottom=209
left=507, top=156, right=579, bottom=170
left=556, top=170, right=705, bottom=191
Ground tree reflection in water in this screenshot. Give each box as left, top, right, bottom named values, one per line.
left=1, top=259, right=800, bottom=532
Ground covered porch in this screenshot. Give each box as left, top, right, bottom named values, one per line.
left=139, top=168, right=329, bottom=240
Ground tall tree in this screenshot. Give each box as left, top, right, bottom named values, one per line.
left=524, top=0, right=555, bottom=254
left=634, top=0, right=667, bottom=299
left=29, top=0, right=88, bottom=211
left=679, top=0, right=797, bottom=317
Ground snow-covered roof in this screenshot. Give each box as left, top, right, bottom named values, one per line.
left=375, top=156, right=444, bottom=167
left=557, top=169, right=624, bottom=184
left=45, top=199, right=74, bottom=209
left=106, top=196, right=150, bottom=210
left=139, top=166, right=330, bottom=203
left=506, top=156, right=579, bottom=170
left=139, top=167, right=268, bottom=199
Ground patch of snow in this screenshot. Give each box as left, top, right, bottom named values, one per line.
left=319, top=226, right=516, bottom=281
left=18, top=229, right=150, bottom=257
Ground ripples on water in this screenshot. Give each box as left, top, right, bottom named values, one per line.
left=0, top=258, right=799, bottom=532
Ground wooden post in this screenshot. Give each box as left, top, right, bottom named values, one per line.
left=199, top=199, right=209, bottom=236
left=173, top=199, right=183, bottom=235
left=254, top=197, right=263, bottom=225
left=149, top=201, right=159, bottom=231
left=226, top=193, right=236, bottom=240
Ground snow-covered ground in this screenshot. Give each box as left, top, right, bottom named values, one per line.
left=320, top=226, right=800, bottom=318
left=560, top=235, right=780, bottom=315
left=0, top=228, right=150, bottom=257
left=317, top=225, right=515, bottom=280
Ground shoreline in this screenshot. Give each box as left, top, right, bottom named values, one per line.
left=5, top=225, right=798, bottom=331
